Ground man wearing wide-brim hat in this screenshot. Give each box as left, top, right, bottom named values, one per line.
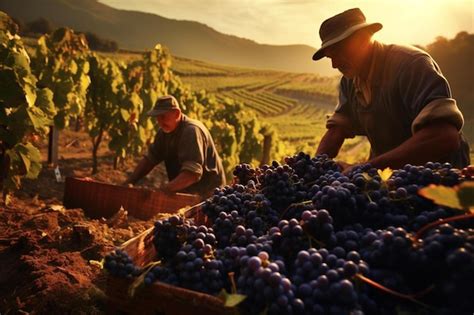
left=314, top=8, right=470, bottom=170
left=124, top=95, right=226, bottom=197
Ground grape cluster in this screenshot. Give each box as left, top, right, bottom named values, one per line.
left=230, top=225, right=257, bottom=247
left=212, top=210, right=244, bottom=248
left=104, top=249, right=141, bottom=279
left=281, top=201, right=315, bottom=221
left=415, top=224, right=474, bottom=313
left=285, top=152, right=341, bottom=185
left=259, top=162, right=307, bottom=211
left=232, top=163, right=258, bottom=185
left=241, top=193, right=278, bottom=236
left=203, top=185, right=246, bottom=222
left=312, top=181, right=363, bottom=229
left=215, top=245, right=246, bottom=276
left=174, top=240, right=225, bottom=294
left=144, top=265, right=178, bottom=286
left=237, top=252, right=301, bottom=315
left=290, top=248, right=368, bottom=314
left=334, top=224, right=372, bottom=252
left=389, top=162, right=460, bottom=188
left=270, top=219, right=310, bottom=263
left=301, top=209, right=337, bottom=247
left=105, top=153, right=473, bottom=314
left=359, top=227, right=415, bottom=274
left=153, top=215, right=190, bottom=262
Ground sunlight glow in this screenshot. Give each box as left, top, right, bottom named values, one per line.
left=99, top=0, right=473, bottom=47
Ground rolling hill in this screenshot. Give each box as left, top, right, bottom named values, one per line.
left=0, top=0, right=336, bottom=76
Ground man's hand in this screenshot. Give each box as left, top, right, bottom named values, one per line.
left=342, top=164, right=359, bottom=175
left=121, top=178, right=134, bottom=187
left=159, top=184, right=174, bottom=195
left=336, top=160, right=355, bottom=175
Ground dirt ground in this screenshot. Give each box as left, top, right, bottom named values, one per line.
left=0, top=129, right=173, bottom=314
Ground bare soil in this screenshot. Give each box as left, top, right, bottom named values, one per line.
left=0, top=128, right=172, bottom=314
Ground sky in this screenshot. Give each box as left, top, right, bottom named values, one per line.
left=99, top=0, right=473, bottom=48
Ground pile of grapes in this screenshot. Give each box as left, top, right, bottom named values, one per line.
left=105, top=153, right=474, bottom=314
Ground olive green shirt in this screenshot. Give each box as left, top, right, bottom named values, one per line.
left=147, top=115, right=226, bottom=196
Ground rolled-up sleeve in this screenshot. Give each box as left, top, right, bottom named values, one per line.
left=178, top=126, right=204, bottom=178
left=398, top=55, right=464, bottom=134
left=411, top=98, right=464, bottom=133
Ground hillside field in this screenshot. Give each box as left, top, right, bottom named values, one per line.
left=169, top=55, right=372, bottom=164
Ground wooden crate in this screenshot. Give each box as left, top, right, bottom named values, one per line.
left=105, top=204, right=239, bottom=315
left=63, top=177, right=202, bottom=220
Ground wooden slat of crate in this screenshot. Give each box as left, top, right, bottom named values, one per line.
left=106, top=278, right=238, bottom=315
left=63, top=177, right=202, bottom=220
left=106, top=204, right=238, bottom=315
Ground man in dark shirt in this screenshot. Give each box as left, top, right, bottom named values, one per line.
left=313, top=8, right=470, bottom=170
left=124, top=95, right=226, bottom=197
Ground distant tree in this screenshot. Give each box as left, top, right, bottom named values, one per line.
left=26, top=17, right=54, bottom=35
left=84, top=32, right=119, bottom=52
left=9, top=16, right=22, bottom=35
left=425, top=32, right=474, bottom=121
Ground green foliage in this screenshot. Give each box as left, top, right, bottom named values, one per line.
left=425, top=32, right=474, bottom=121
left=217, top=289, right=246, bottom=308
left=209, top=120, right=239, bottom=179
left=0, top=12, right=55, bottom=192
left=107, top=45, right=174, bottom=162
left=418, top=182, right=474, bottom=213
left=33, top=27, right=90, bottom=129
left=1, top=10, right=311, bottom=184
left=84, top=53, right=126, bottom=172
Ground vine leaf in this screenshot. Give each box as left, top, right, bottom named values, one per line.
left=418, top=182, right=474, bottom=213
left=377, top=167, right=393, bottom=182
left=457, top=181, right=474, bottom=212
left=89, top=259, right=104, bottom=269
left=218, top=289, right=246, bottom=307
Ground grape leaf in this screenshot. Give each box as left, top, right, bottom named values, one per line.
left=418, top=184, right=462, bottom=209
left=17, top=143, right=42, bottom=179
left=120, top=108, right=130, bottom=122
left=218, top=289, right=246, bottom=307
left=457, top=181, right=474, bottom=211
left=377, top=167, right=393, bottom=182
left=89, top=259, right=104, bottom=269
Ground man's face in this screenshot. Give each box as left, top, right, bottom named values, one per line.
left=324, top=32, right=368, bottom=79
left=156, top=109, right=180, bottom=133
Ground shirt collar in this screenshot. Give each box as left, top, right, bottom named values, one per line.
left=355, top=41, right=379, bottom=87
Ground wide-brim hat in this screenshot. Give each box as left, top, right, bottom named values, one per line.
left=147, top=95, right=180, bottom=116
left=312, top=8, right=382, bottom=61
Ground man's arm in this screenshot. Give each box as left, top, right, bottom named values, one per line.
left=368, top=121, right=461, bottom=169
left=162, top=170, right=201, bottom=193
left=124, top=156, right=156, bottom=185
left=316, top=126, right=347, bottom=158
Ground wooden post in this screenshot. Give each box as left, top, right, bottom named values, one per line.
left=260, top=134, right=272, bottom=166
left=47, top=125, right=59, bottom=166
